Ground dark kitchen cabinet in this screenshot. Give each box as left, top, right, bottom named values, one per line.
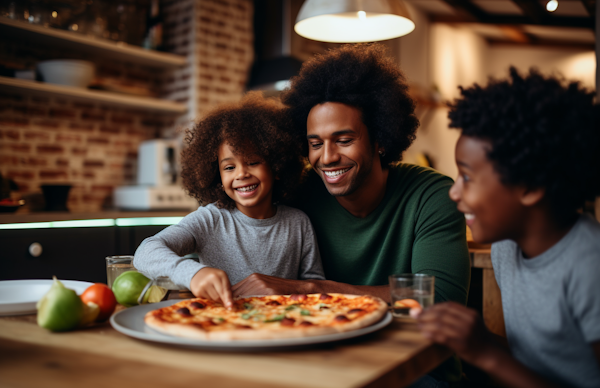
left=115, top=225, right=170, bottom=255
left=1, top=225, right=169, bottom=283
left=0, top=227, right=116, bottom=283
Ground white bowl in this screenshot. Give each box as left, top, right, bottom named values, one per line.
left=37, top=60, right=95, bottom=88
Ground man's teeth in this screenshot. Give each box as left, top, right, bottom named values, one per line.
left=464, top=213, right=475, bottom=221
left=236, top=184, right=257, bottom=192
left=324, top=168, right=350, bottom=178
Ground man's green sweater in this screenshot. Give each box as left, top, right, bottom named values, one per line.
left=296, top=164, right=470, bottom=304
left=295, top=163, right=471, bottom=383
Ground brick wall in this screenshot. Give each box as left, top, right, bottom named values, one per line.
left=0, top=0, right=254, bottom=213
left=194, top=0, right=254, bottom=118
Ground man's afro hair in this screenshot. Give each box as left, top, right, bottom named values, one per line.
left=280, top=43, right=419, bottom=166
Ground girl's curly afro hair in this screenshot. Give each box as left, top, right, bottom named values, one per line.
left=449, top=67, right=600, bottom=219
left=181, top=92, right=304, bottom=209
left=280, top=43, right=419, bottom=166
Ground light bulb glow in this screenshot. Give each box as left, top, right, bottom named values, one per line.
left=546, top=0, right=558, bottom=12
left=357, top=11, right=366, bottom=21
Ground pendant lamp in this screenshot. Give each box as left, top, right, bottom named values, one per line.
left=294, top=0, right=415, bottom=43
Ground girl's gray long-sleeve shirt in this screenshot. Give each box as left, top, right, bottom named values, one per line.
left=133, top=204, right=325, bottom=290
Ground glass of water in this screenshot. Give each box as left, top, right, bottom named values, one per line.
left=105, top=255, right=136, bottom=288
left=389, top=274, right=435, bottom=318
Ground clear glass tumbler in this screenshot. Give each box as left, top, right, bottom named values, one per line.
left=105, top=255, right=136, bottom=288
left=389, top=273, right=435, bottom=317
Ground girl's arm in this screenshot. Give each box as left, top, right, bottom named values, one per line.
left=133, top=210, right=212, bottom=291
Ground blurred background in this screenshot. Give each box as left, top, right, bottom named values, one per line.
left=0, top=0, right=596, bottom=214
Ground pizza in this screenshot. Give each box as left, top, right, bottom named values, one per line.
left=144, top=293, right=388, bottom=341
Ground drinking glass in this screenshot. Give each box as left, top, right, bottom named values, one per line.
left=106, top=255, right=136, bottom=288
left=389, top=274, right=435, bottom=317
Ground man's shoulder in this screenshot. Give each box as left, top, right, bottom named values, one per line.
left=389, top=163, right=454, bottom=187
left=387, top=164, right=456, bottom=209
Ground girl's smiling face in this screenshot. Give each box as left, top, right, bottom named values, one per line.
left=449, top=135, right=527, bottom=245
left=218, top=142, right=275, bottom=219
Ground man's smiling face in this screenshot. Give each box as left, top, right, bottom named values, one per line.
left=306, top=102, right=378, bottom=197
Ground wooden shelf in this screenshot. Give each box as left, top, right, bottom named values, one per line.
left=0, top=18, right=187, bottom=68
left=0, top=76, right=187, bottom=114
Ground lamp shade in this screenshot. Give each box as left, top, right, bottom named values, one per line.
left=295, top=0, right=415, bottom=43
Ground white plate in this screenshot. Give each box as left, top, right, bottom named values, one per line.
left=0, top=279, right=94, bottom=316
left=110, top=300, right=392, bottom=351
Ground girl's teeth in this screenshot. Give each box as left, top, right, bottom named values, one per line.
left=465, top=213, right=475, bottom=221
left=324, top=168, right=349, bottom=177
left=237, top=184, right=257, bottom=192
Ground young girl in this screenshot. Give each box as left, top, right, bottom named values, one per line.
left=413, top=68, right=600, bottom=388
left=133, top=93, right=325, bottom=308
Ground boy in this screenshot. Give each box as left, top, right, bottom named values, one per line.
left=413, top=68, right=600, bottom=388
left=134, top=93, right=325, bottom=308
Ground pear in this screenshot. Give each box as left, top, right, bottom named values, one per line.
left=37, top=276, right=84, bottom=332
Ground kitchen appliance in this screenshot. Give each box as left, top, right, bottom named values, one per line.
left=114, top=139, right=198, bottom=210
left=137, top=139, right=178, bottom=187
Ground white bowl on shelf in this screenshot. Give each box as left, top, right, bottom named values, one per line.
left=37, top=60, right=95, bottom=88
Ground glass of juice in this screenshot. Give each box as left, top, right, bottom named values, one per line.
left=389, top=274, right=435, bottom=318
left=105, top=255, right=136, bottom=288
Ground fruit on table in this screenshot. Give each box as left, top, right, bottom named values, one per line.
left=142, top=284, right=168, bottom=304
left=112, top=271, right=151, bottom=307
left=37, top=276, right=85, bottom=331
left=79, top=302, right=100, bottom=326
left=80, top=283, right=117, bottom=321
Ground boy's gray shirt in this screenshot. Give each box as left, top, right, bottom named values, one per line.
left=134, top=204, right=325, bottom=289
left=492, top=214, right=600, bottom=388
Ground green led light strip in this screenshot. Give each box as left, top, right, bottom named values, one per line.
left=0, top=217, right=183, bottom=230
left=53, top=219, right=116, bottom=228
left=116, top=217, right=184, bottom=226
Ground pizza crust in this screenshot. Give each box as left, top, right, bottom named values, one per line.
left=144, top=293, right=388, bottom=341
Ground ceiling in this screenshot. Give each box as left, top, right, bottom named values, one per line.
left=403, top=0, right=596, bottom=49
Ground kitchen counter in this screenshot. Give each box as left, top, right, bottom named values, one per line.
left=0, top=210, right=191, bottom=225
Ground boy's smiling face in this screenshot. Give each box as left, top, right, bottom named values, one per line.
left=449, top=135, right=527, bottom=245
left=218, top=142, right=275, bottom=219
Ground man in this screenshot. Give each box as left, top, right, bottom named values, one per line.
left=232, top=44, right=471, bottom=386
left=233, top=44, right=470, bottom=305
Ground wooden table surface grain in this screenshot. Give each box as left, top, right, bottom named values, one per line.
left=0, top=306, right=451, bottom=388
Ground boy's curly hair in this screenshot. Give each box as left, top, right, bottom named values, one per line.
left=181, top=92, right=304, bottom=209
left=449, top=67, right=600, bottom=219
left=280, top=43, right=419, bottom=166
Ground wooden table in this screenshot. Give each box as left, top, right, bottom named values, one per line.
left=0, top=303, right=451, bottom=388
left=469, top=248, right=505, bottom=337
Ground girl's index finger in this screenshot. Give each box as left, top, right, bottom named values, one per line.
left=220, top=279, right=234, bottom=310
